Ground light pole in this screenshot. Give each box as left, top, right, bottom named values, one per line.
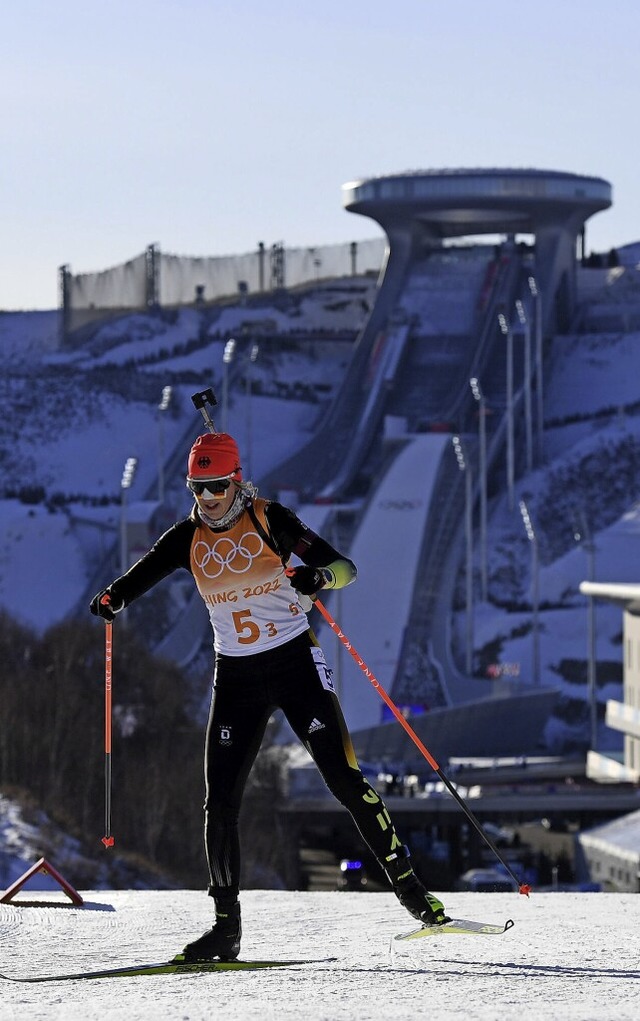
left=120, top=456, right=138, bottom=576
left=452, top=434, right=473, bottom=676
left=245, top=342, right=259, bottom=478
left=470, top=377, right=487, bottom=601
left=499, top=311, right=515, bottom=510
left=519, top=499, right=540, bottom=686
left=157, top=385, right=172, bottom=503
left=516, top=299, right=533, bottom=473
left=528, top=276, right=544, bottom=465
left=222, top=338, right=236, bottom=432
left=574, top=512, right=598, bottom=750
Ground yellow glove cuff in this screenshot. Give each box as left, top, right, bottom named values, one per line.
left=320, top=559, right=356, bottom=590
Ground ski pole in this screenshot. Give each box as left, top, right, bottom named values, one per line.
left=314, top=598, right=531, bottom=896
left=100, top=595, right=115, bottom=848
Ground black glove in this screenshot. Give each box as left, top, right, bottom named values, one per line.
left=89, top=587, right=124, bottom=622
left=287, top=565, right=326, bottom=597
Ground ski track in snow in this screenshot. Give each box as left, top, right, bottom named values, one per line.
left=0, top=890, right=638, bottom=1020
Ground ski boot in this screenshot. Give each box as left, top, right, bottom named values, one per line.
left=182, top=901, right=242, bottom=962
left=385, top=847, right=450, bottom=926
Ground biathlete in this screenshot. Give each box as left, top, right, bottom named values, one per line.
left=90, top=431, right=448, bottom=961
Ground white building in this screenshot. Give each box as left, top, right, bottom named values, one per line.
left=579, top=582, right=640, bottom=783
left=577, top=808, right=640, bottom=893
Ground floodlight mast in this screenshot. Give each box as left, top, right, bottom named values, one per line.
left=191, top=388, right=218, bottom=434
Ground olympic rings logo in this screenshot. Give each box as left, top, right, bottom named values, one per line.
left=193, top=532, right=264, bottom=578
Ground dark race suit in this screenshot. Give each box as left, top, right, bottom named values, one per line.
left=105, top=498, right=404, bottom=897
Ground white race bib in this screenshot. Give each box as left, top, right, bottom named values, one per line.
left=311, top=646, right=335, bottom=693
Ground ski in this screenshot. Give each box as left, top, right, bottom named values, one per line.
left=395, top=917, right=514, bottom=941
left=0, top=954, right=336, bottom=983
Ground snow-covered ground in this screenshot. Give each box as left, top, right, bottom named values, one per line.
left=0, top=890, right=638, bottom=1020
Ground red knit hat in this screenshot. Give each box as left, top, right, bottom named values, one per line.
left=187, top=433, right=243, bottom=481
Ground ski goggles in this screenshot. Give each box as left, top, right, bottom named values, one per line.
left=186, top=476, right=234, bottom=497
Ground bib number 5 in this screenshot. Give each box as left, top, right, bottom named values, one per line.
left=232, top=609, right=277, bottom=645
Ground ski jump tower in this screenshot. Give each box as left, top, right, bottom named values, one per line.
left=342, top=167, right=612, bottom=330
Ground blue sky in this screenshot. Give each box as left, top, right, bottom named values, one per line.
left=3, top=0, right=639, bottom=310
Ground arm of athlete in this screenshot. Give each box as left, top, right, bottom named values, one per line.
left=265, top=502, right=356, bottom=597
left=90, top=517, right=196, bottom=620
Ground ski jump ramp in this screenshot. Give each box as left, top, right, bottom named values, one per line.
left=316, top=433, right=451, bottom=733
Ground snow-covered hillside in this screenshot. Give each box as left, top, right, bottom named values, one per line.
left=0, top=792, right=176, bottom=894
left=1, top=264, right=640, bottom=752
left=0, top=280, right=374, bottom=631
left=3, top=258, right=640, bottom=921
left=459, top=264, right=640, bottom=750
